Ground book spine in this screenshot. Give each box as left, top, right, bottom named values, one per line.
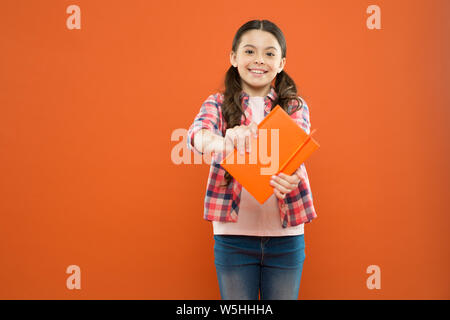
left=277, top=129, right=317, bottom=174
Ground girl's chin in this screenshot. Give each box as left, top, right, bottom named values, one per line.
left=244, top=79, right=271, bottom=87
left=241, top=82, right=272, bottom=94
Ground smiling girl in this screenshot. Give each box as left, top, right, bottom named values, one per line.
left=187, top=20, right=318, bottom=300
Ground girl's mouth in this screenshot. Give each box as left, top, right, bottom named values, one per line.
left=248, top=69, right=267, bottom=76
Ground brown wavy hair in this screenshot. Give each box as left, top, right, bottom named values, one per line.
left=220, top=19, right=304, bottom=186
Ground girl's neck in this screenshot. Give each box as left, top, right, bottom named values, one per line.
left=242, top=83, right=271, bottom=98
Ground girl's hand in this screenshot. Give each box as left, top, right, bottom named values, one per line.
left=270, top=169, right=305, bottom=200
left=224, top=122, right=258, bottom=156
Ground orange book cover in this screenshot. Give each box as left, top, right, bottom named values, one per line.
left=220, top=105, right=320, bottom=204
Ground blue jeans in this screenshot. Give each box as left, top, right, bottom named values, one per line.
left=214, top=234, right=306, bottom=300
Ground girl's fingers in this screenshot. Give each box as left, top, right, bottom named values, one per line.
left=236, top=136, right=244, bottom=155
left=223, top=136, right=235, bottom=156
left=271, top=174, right=298, bottom=191
left=236, top=130, right=252, bottom=155
left=273, top=188, right=286, bottom=200
left=245, top=134, right=251, bottom=153
left=225, top=129, right=236, bottom=146
left=242, top=130, right=252, bottom=153
left=226, top=124, right=263, bottom=155
left=227, top=125, right=257, bottom=155
left=277, top=172, right=300, bottom=184
left=294, top=167, right=306, bottom=181
left=249, top=122, right=258, bottom=138
left=232, top=127, right=244, bottom=155
left=270, top=178, right=291, bottom=194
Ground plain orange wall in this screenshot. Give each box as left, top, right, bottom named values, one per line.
left=0, top=0, right=449, bottom=299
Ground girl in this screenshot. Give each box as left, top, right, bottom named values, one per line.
left=187, top=20, right=318, bottom=300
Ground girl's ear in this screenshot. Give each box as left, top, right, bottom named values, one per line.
left=278, top=57, right=286, bottom=73
left=230, top=51, right=237, bottom=68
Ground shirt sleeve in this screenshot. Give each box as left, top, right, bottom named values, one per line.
left=186, top=94, right=223, bottom=156
left=291, top=97, right=312, bottom=177
left=290, top=97, right=311, bottom=135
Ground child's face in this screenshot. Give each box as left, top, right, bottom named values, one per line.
left=230, top=29, right=286, bottom=97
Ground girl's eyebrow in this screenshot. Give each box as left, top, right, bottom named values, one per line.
left=243, top=44, right=278, bottom=51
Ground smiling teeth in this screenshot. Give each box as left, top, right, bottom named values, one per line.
left=251, top=70, right=265, bottom=74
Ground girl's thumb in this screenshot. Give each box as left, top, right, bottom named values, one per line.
left=250, top=122, right=258, bottom=138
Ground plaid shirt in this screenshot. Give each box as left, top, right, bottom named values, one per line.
left=187, top=86, right=317, bottom=228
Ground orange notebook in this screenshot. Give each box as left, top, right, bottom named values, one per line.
left=220, top=105, right=320, bottom=204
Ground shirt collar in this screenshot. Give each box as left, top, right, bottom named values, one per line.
left=239, top=85, right=278, bottom=105
left=238, top=85, right=278, bottom=122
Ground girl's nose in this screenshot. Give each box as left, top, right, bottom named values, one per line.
left=255, top=54, right=265, bottom=64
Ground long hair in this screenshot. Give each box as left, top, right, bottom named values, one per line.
left=221, top=19, right=304, bottom=186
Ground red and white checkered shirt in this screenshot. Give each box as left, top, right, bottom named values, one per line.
left=187, top=86, right=318, bottom=228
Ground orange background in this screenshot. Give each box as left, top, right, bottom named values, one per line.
left=1, top=0, right=449, bottom=299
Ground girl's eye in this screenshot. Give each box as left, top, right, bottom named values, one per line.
left=245, top=50, right=275, bottom=57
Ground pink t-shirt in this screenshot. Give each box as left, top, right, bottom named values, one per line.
left=212, top=96, right=304, bottom=236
